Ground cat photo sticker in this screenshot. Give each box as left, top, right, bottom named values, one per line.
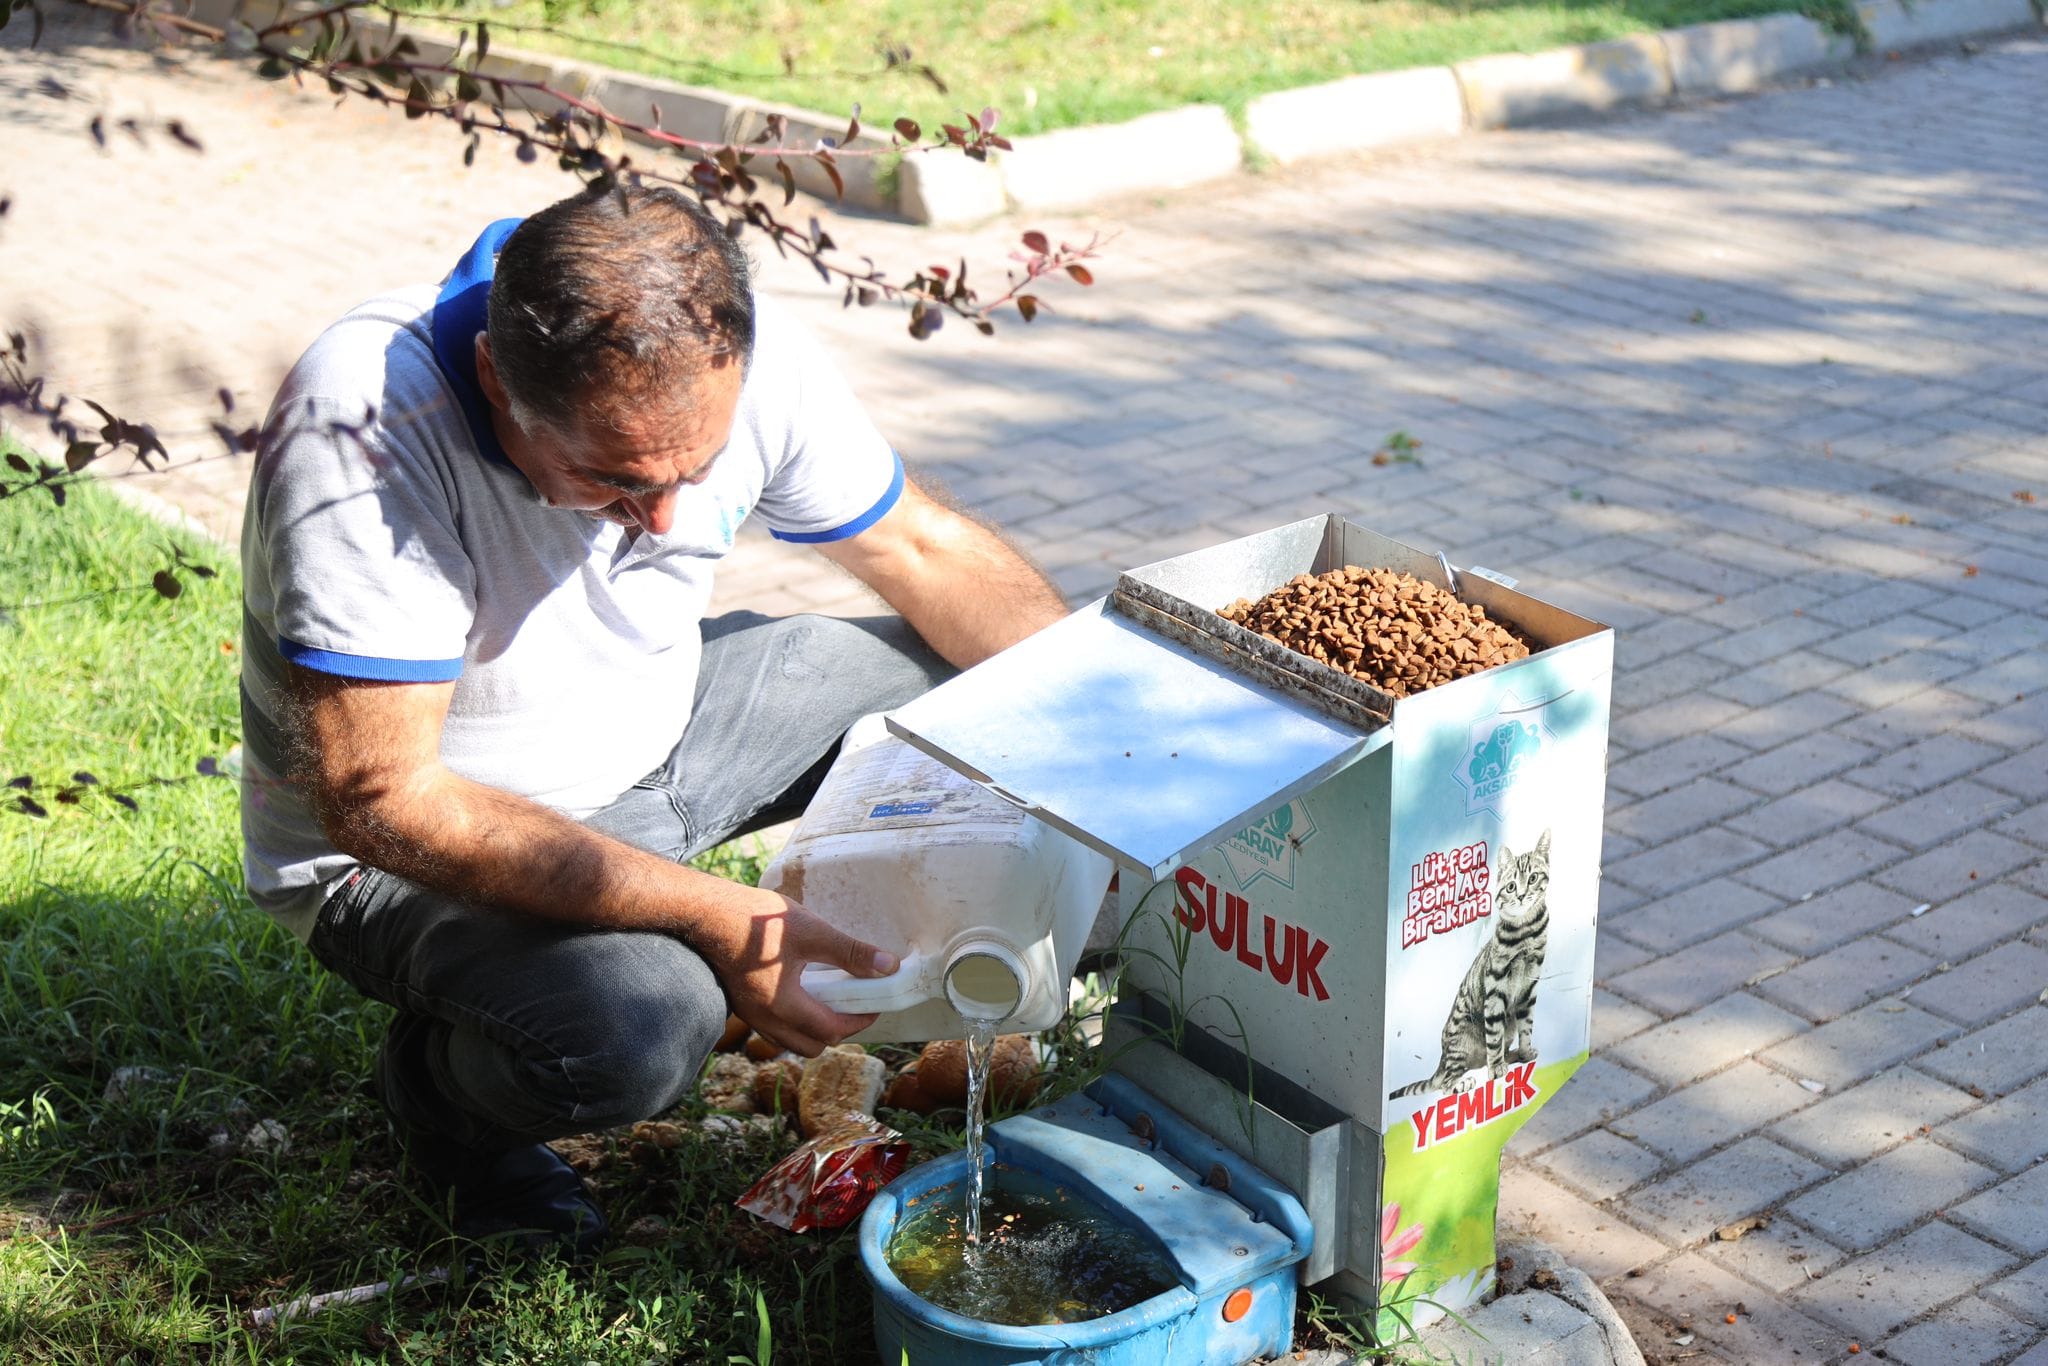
left=1388, top=829, right=1551, bottom=1105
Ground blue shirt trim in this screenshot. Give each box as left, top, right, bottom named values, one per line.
left=280, top=639, right=465, bottom=683
left=770, top=451, right=906, bottom=544
left=430, top=217, right=525, bottom=469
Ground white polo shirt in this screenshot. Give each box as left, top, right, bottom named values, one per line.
left=238, top=218, right=902, bottom=939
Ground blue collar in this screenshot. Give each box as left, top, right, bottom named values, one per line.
left=430, top=217, right=525, bottom=468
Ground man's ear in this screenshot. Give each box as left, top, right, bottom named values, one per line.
left=474, top=333, right=508, bottom=411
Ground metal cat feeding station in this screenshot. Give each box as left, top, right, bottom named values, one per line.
left=883, top=514, right=1615, bottom=1343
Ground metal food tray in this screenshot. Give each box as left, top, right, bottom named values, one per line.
left=1110, top=514, right=1596, bottom=732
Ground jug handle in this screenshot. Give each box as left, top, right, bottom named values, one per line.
left=801, top=951, right=927, bottom=1013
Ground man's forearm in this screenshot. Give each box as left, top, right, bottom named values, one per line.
left=824, top=484, right=1068, bottom=668
left=888, top=532, right=1067, bottom=667
left=325, top=764, right=766, bottom=956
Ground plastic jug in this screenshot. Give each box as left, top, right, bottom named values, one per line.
left=760, top=714, right=1113, bottom=1042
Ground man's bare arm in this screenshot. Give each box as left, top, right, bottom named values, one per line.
left=286, top=666, right=889, bottom=1055
left=817, top=478, right=1067, bottom=668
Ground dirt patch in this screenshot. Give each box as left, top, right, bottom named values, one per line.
left=1607, top=1290, right=1740, bottom=1366
left=1219, top=567, right=1530, bottom=698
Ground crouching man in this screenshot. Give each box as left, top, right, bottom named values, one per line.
left=237, top=181, right=1065, bottom=1255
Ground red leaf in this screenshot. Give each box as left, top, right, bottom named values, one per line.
left=811, top=150, right=845, bottom=200
left=894, top=117, right=921, bottom=142
left=1066, top=264, right=1094, bottom=285
left=1021, top=230, right=1049, bottom=255
left=1016, top=295, right=1039, bottom=322
left=775, top=158, right=796, bottom=206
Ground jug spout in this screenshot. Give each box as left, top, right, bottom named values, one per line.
left=943, top=943, right=1028, bottom=1025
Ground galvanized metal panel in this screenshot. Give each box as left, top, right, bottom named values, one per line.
left=1104, top=1017, right=1352, bottom=1285
left=886, top=599, right=1380, bottom=879
left=1110, top=515, right=1606, bottom=735
left=1121, top=513, right=1331, bottom=608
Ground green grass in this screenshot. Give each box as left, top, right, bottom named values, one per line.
left=0, top=474, right=944, bottom=1362
left=404, top=0, right=1859, bottom=140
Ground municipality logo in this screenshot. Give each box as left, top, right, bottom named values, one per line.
left=1454, top=694, right=1556, bottom=818
left=1222, top=799, right=1318, bottom=891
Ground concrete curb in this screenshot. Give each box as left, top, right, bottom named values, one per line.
left=1244, top=67, right=1467, bottom=166
left=1409, top=1238, right=1649, bottom=1366
left=188, top=0, right=2044, bottom=226
left=1455, top=35, right=1673, bottom=131
left=1271, top=1238, right=1646, bottom=1366
left=997, top=105, right=1242, bottom=214
left=1663, top=12, right=1851, bottom=97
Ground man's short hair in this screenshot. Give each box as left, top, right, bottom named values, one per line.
left=487, top=181, right=754, bottom=433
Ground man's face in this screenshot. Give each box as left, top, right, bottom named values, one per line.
left=476, top=335, right=743, bottom=537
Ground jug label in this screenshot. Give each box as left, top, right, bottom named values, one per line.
left=869, top=800, right=939, bottom=818
left=802, top=735, right=1028, bottom=836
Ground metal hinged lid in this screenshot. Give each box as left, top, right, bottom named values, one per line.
left=885, top=597, right=1385, bottom=879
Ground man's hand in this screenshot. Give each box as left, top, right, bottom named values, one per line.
left=698, top=886, right=895, bottom=1055
left=285, top=665, right=893, bottom=1055
left=819, top=477, right=1067, bottom=668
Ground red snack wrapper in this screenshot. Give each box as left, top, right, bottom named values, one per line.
left=736, top=1117, right=909, bottom=1233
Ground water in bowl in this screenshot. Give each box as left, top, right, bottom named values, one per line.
left=886, top=1166, right=1179, bottom=1326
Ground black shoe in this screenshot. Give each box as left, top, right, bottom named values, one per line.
left=405, top=1131, right=610, bottom=1262
left=376, top=1015, right=608, bottom=1260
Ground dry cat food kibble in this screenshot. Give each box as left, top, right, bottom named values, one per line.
left=1218, top=566, right=1531, bottom=698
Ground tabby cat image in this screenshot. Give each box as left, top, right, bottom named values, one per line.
left=1389, top=830, right=1551, bottom=1100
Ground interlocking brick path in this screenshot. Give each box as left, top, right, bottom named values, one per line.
left=6, top=14, right=2046, bottom=1363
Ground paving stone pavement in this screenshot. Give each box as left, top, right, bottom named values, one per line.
left=6, top=14, right=2047, bottom=1365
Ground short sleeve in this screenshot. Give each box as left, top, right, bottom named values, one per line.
left=746, top=303, right=905, bottom=544
left=250, top=397, right=477, bottom=681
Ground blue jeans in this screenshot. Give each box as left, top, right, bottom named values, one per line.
left=308, top=612, right=952, bottom=1154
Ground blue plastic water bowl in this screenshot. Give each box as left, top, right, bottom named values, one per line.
left=859, top=1073, right=1314, bottom=1366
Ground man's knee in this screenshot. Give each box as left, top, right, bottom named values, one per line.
left=562, top=944, right=728, bottom=1128
left=441, top=933, right=727, bottom=1136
